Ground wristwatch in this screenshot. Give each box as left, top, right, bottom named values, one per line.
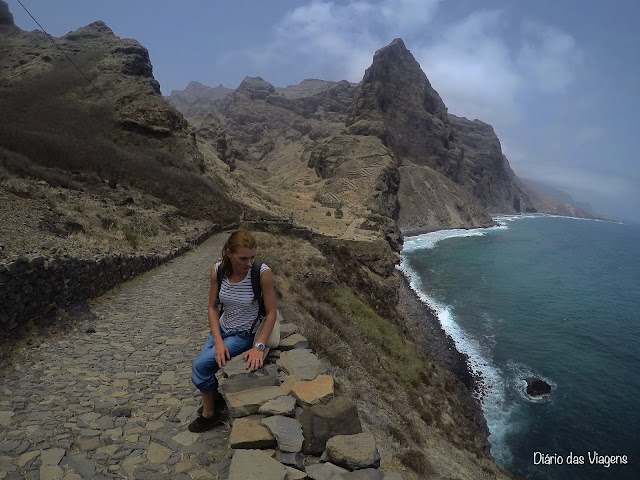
left=254, top=342, right=265, bottom=351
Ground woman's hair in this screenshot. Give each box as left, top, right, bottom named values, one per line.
left=218, top=230, right=257, bottom=281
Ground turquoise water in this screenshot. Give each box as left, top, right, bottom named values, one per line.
left=400, top=215, right=640, bottom=479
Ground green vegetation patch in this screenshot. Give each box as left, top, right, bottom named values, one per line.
left=322, top=286, right=422, bottom=385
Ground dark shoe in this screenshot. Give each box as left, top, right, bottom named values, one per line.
left=188, top=412, right=222, bottom=433
left=197, top=396, right=226, bottom=416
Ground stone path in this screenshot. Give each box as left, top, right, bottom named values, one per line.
left=340, top=218, right=365, bottom=241
left=0, top=232, right=399, bottom=480
left=0, top=233, right=230, bottom=480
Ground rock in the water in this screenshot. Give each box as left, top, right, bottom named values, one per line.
left=525, top=377, right=551, bottom=396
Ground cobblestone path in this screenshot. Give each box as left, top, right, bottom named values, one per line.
left=0, top=233, right=231, bottom=480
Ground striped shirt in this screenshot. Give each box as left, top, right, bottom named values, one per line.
left=216, top=261, right=270, bottom=333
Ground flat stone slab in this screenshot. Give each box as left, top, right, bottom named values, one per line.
left=278, top=333, right=309, bottom=351
left=40, top=465, right=64, bottom=480
left=147, top=442, right=172, bottom=463
left=277, top=349, right=327, bottom=381
left=335, top=469, right=385, bottom=479
left=259, top=395, right=297, bottom=416
left=229, top=449, right=287, bottom=480
left=292, top=375, right=334, bottom=406
left=279, top=375, right=298, bottom=395
left=326, top=433, right=380, bottom=470
left=305, top=462, right=348, bottom=480
left=261, top=415, right=304, bottom=453
left=230, top=416, right=277, bottom=449
left=40, top=448, right=65, bottom=466
left=227, top=386, right=285, bottom=417
left=219, top=354, right=253, bottom=378
left=284, top=464, right=308, bottom=479
left=220, top=372, right=281, bottom=395
left=0, top=411, right=15, bottom=426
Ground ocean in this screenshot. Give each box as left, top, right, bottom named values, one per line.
left=399, top=215, right=640, bottom=479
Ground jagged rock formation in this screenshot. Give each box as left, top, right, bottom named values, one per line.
left=0, top=2, right=248, bottom=256
left=169, top=37, right=607, bottom=239
left=166, top=81, right=233, bottom=117
left=0, top=0, right=13, bottom=26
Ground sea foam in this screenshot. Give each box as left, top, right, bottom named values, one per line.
left=399, top=223, right=520, bottom=465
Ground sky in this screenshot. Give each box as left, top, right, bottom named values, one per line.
left=9, top=0, right=640, bottom=222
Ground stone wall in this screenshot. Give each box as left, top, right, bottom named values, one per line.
left=0, top=225, right=221, bottom=334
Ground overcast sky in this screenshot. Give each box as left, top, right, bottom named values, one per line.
left=10, top=0, right=640, bottom=222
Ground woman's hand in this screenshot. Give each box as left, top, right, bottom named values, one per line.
left=215, top=341, right=230, bottom=368
left=243, top=347, right=263, bottom=371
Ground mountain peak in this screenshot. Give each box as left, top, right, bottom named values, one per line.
left=0, top=0, right=14, bottom=26
left=347, top=38, right=452, bottom=165
left=237, top=76, right=275, bottom=100
left=63, top=21, right=115, bottom=41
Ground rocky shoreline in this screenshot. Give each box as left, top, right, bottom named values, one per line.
left=396, top=274, right=478, bottom=393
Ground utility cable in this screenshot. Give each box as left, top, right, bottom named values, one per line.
left=15, top=0, right=116, bottom=109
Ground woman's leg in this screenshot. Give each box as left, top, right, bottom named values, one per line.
left=189, top=331, right=253, bottom=432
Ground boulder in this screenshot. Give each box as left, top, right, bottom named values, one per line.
left=297, top=397, right=362, bottom=455
left=326, top=433, right=380, bottom=470
left=525, top=377, right=551, bottom=396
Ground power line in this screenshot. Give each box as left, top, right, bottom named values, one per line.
left=15, top=0, right=116, bottom=109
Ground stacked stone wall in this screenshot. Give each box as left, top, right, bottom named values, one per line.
left=0, top=224, right=221, bottom=333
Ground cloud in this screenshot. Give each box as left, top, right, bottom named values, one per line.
left=516, top=163, right=637, bottom=199
left=517, top=20, right=583, bottom=93
left=415, top=11, right=583, bottom=130
left=231, top=1, right=582, bottom=131
left=415, top=10, right=522, bottom=124
left=226, top=0, right=441, bottom=84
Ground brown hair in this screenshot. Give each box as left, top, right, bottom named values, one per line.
left=217, top=230, right=257, bottom=281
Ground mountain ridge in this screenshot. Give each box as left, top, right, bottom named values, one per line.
left=167, top=37, right=608, bottom=243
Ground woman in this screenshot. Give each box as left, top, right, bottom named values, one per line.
left=189, top=230, right=277, bottom=432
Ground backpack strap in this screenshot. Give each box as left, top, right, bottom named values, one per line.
left=250, top=262, right=266, bottom=333
left=215, top=263, right=224, bottom=316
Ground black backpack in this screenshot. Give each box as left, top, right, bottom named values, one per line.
left=215, top=261, right=266, bottom=331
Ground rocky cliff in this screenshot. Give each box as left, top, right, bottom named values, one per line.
left=170, top=38, right=605, bottom=243
left=166, top=81, right=233, bottom=117
left=0, top=4, right=249, bottom=259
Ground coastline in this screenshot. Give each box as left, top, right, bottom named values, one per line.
left=396, top=272, right=478, bottom=393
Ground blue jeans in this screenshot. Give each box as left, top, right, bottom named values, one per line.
left=191, top=330, right=254, bottom=393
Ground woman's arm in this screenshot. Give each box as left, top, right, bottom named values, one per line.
left=244, top=268, right=277, bottom=369
left=208, top=265, right=230, bottom=366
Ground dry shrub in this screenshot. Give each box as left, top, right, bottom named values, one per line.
left=397, top=449, right=435, bottom=476
left=386, top=424, right=409, bottom=446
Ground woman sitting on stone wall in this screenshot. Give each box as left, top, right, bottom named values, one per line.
left=189, top=230, right=277, bottom=432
